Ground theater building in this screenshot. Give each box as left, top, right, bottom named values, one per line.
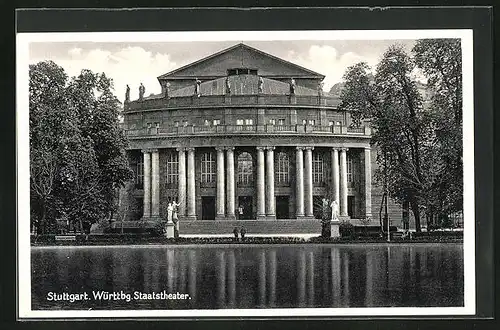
left=120, top=43, right=407, bottom=234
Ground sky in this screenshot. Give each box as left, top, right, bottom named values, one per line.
left=29, top=39, right=416, bottom=102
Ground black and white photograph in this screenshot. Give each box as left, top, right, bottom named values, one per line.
left=17, top=26, right=476, bottom=319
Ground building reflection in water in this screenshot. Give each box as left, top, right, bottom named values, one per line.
left=331, top=248, right=341, bottom=307
left=296, top=249, right=306, bottom=307
left=258, top=250, right=266, bottom=307
left=365, top=249, right=374, bottom=307
left=216, top=251, right=226, bottom=307
left=227, top=250, right=236, bottom=308
left=166, top=248, right=175, bottom=293
left=267, top=250, right=277, bottom=307
left=307, top=251, right=315, bottom=307
left=188, top=250, right=197, bottom=304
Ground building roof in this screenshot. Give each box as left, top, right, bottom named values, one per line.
left=158, top=43, right=325, bottom=80
left=169, top=75, right=323, bottom=97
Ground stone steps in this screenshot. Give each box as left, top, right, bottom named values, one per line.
left=179, top=220, right=323, bottom=235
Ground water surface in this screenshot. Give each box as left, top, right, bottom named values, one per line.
left=31, top=243, right=464, bottom=310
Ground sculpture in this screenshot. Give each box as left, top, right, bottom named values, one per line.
left=138, top=83, right=145, bottom=101
left=165, top=81, right=171, bottom=98
left=290, top=78, right=296, bottom=95
left=258, top=76, right=264, bottom=94
left=125, top=84, right=130, bottom=102
left=195, top=78, right=201, bottom=97
left=330, top=200, right=339, bottom=221
left=318, top=81, right=324, bottom=96
left=225, top=76, right=231, bottom=95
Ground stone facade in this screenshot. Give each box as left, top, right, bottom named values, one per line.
left=120, top=43, right=409, bottom=232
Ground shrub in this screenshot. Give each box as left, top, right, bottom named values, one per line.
left=339, top=221, right=356, bottom=238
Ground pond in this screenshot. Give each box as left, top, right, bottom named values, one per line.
left=31, top=243, right=463, bottom=310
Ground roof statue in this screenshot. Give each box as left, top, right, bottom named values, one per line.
left=195, top=78, right=201, bottom=97
left=318, top=81, right=324, bottom=96
left=290, top=78, right=296, bottom=95
left=225, top=77, right=231, bottom=95
left=138, top=83, right=145, bottom=101
left=258, top=76, right=264, bottom=94
left=125, top=84, right=130, bottom=103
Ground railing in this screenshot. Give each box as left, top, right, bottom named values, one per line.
left=126, top=124, right=370, bottom=138
left=124, top=94, right=341, bottom=111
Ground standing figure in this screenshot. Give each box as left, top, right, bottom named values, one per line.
left=167, top=202, right=174, bottom=223
left=225, top=76, right=231, bottom=95
left=172, top=199, right=180, bottom=237
left=330, top=200, right=339, bottom=221
left=164, top=81, right=171, bottom=98
left=139, top=83, right=145, bottom=101
left=258, top=76, right=264, bottom=94
left=290, top=78, right=296, bottom=94
left=317, top=81, right=324, bottom=96
left=195, top=78, right=201, bottom=97
left=125, top=84, right=130, bottom=102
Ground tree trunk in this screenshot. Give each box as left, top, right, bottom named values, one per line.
left=409, top=198, right=421, bottom=232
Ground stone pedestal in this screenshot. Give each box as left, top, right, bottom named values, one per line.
left=164, top=222, right=175, bottom=238
left=331, top=221, right=341, bottom=238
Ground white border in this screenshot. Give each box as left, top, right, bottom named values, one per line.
left=17, top=29, right=475, bottom=319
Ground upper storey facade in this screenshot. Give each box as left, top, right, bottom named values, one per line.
left=123, top=43, right=371, bottom=150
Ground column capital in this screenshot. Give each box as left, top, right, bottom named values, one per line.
left=215, top=146, right=225, bottom=152
left=225, top=146, right=235, bottom=151
left=141, top=149, right=155, bottom=154
left=296, top=146, right=305, bottom=151
left=340, top=147, right=349, bottom=152
left=265, top=146, right=276, bottom=151
left=186, top=147, right=195, bottom=152
left=304, top=146, right=314, bottom=151
left=364, top=146, right=372, bottom=150
left=256, top=146, right=266, bottom=151
left=331, top=147, right=340, bottom=151
left=176, top=147, right=186, bottom=152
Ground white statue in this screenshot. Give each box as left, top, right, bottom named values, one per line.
left=330, top=200, right=339, bottom=221
left=167, top=202, right=174, bottom=223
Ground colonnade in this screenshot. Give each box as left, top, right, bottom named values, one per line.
left=140, top=146, right=372, bottom=220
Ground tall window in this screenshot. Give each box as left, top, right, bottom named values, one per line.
left=347, top=155, right=354, bottom=183
left=313, top=153, right=324, bottom=184
left=237, top=152, right=253, bottom=185
left=166, top=152, right=179, bottom=185
left=135, top=158, right=144, bottom=187
left=201, top=152, right=216, bottom=183
left=276, top=152, right=290, bottom=184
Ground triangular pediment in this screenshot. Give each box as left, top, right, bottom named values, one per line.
left=158, top=43, right=324, bottom=80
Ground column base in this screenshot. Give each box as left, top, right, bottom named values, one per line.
left=226, top=214, right=236, bottom=220
left=215, top=215, right=226, bottom=220
left=186, top=215, right=197, bottom=221
left=257, top=214, right=267, bottom=220
left=266, top=215, right=276, bottom=220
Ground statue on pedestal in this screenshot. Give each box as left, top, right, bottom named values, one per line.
left=330, top=200, right=339, bottom=221
left=165, top=81, right=171, bottom=98
left=225, top=76, right=231, bottom=95
left=138, top=83, right=145, bottom=101
left=125, top=84, right=130, bottom=103
left=290, top=78, right=296, bottom=95
left=318, top=81, right=324, bottom=96
left=195, top=78, right=201, bottom=97
left=258, top=76, right=264, bottom=94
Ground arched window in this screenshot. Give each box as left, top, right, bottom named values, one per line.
left=166, top=152, right=178, bottom=184
left=201, top=152, right=216, bottom=183
left=312, top=153, right=324, bottom=184
left=237, top=152, right=253, bottom=185
left=276, top=152, right=290, bottom=184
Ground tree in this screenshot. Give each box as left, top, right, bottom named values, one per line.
left=29, top=61, right=132, bottom=234
left=412, top=39, right=463, bottom=225
left=339, top=45, right=434, bottom=232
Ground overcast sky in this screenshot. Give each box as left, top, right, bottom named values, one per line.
left=29, top=39, right=416, bottom=102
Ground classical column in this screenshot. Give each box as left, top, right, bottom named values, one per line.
left=142, top=150, right=151, bottom=219
left=364, top=147, right=372, bottom=218
left=177, top=147, right=187, bottom=217
left=216, top=147, right=226, bottom=219
left=151, top=149, right=160, bottom=217
left=266, top=147, right=276, bottom=219
left=304, top=147, right=314, bottom=218
left=339, top=148, right=349, bottom=217
left=295, top=147, right=305, bottom=218
left=256, top=147, right=266, bottom=219
left=186, top=147, right=197, bottom=220
left=226, top=147, right=236, bottom=219
left=331, top=148, right=340, bottom=204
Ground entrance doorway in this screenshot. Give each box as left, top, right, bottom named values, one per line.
left=348, top=196, right=355, bottom=218
left=201, top=196, right=216, bottom=220
left=237, top=196, right=253, bottom=220
left=276, top=196, right=290, bottom=219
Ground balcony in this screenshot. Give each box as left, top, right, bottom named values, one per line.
left=124, top=94, right=341, bottom=112
left=125, top=124, right=371, bottom=138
